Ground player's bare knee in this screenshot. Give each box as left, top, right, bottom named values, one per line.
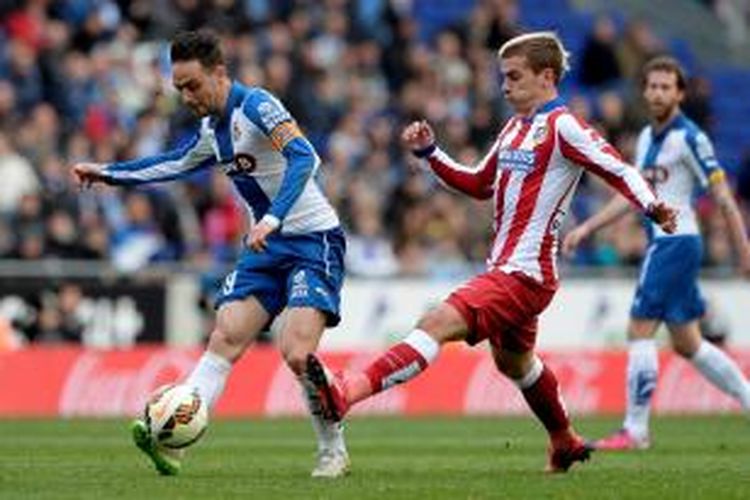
left=416, top=306, right=464, bottom=344
left=208, top=325, right=247, bottom=363
left=672, top=338, right=698, bottom=358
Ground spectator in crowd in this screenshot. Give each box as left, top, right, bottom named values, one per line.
left=0, top=0, right=741, bottom=284
left=578, top=14, right=622, bottom=89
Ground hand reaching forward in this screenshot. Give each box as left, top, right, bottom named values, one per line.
left=71, top=163, right=108, bottom=189
left=647, top=200, right=678, bottom=234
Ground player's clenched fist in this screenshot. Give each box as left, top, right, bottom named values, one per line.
left=401, top=120, right=435, bottom=151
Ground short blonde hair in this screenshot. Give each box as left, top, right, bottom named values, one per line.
left=498, top=31, right=570, bottom=84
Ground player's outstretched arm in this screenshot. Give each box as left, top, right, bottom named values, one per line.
left=402, top=119, right=500, bottom=200
left=89, top=131, right=215, bottom=186
left=710, top=176, right=750, bottom=277
left=562, top=194, right=630, bottom=257
left=556, top=113, right=677, bottom=236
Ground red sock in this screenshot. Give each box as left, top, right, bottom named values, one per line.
left=345, top=342, right=429, bottom=404
left=521, top=365, right=571, bottom=437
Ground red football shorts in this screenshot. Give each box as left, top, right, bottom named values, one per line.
left=446, top=270, right=556, bottom=353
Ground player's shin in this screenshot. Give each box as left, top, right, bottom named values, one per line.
left=623, top=339, right=658, bottom=440
left=299, top=375, right=347, bottom=452
left=690, top=340, right=750, bottom=410
left=514, top=356, right=571, bottom=438
left=349, top=329, right=440, bottom=404
left=185, top=350, right=233, bottom=409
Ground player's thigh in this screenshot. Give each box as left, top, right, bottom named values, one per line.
left=448, top=271, right=553, bottom=349
left=278, top=306, right=328, bottom=359
left=666, top=320, right=702, bottom=358
left=416, top=302, right=471, bottom=344
left=628, top=318, right=661, bottom=340
left=209, top=296, right=272, bottom=354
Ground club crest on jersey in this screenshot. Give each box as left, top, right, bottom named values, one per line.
left=232, top=121, right=242, bottom=142
left=498, top=148, right=536, bottom=172
left=531, top=124, right=548, bottom=147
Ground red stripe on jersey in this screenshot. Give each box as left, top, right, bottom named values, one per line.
left=558, top=135, right=645, bottom=210
left=495, top=110, right=564, bottom=267
left=538, top=176, right=578, bottom=286
left=493, top=119, right=531, bottom=235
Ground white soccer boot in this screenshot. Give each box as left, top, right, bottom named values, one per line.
left=311, top=447, right=351, bottom=478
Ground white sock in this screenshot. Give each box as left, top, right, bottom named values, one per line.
left=299, top=376, right=347, bottom=454
left=185, top=351, right=232, bottom=409
left=623, top=339, right=658, bottom=440
left=402, top=329, right=441, bottom=364
left=512, top=355, right=543, bottom=390
left=691, top=341, right=750, bottom=410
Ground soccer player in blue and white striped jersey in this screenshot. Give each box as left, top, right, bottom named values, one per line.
left=73, top=30, right=349, bottom=477
left=564, top=56, right=750, bottom=450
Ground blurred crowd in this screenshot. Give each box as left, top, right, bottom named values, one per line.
left=1, top=0, right=748, bottom=285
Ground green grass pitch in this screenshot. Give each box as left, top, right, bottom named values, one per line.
left=1, top=416, right=749, bottom=499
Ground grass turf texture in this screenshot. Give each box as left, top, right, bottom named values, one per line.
left=1, top=416, right=748, bottom=499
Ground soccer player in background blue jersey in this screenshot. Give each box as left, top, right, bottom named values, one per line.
left=564, top=56, right=750, bottom=450
left=72, top=31, right=349, bottom=477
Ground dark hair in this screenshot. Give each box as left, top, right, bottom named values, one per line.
left=170, top=30, right=224, bottom=68
left=641, top=56, right=687, bottom=90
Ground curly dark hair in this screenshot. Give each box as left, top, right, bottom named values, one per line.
left=170, top=30, right=224, bottom=68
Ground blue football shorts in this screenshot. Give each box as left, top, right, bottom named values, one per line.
left=630, top=235, right=706, bottom=324
left=214, top=227, right=346, bottom=327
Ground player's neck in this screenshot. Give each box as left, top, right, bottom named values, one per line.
left=213, top=78, right=234, bottom=117
left=651, top=107, right=681, bottom=134
left=518, top=90, right=559, bottom=118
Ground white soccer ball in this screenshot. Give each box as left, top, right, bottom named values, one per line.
left=144, top=384, right=208, bottom=449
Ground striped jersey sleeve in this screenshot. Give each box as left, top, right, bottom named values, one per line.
left=241, top=88, right=319, bottom=225
left=556, top=113, right=656, bottom=211
left=101, top=122, right=216, bottom=185
left=684, top=127, right=724, bottom=187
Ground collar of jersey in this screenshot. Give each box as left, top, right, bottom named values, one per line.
left=650, top=111, right=686, bottom=142
left=521, top=96, right=565, bottom=123
left=211, top=81, right=247, bottom=127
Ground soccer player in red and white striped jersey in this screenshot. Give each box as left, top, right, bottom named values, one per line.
left=307, top=31, right=678, bottom=472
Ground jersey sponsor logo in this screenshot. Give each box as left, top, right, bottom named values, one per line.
left=498, top=148, right=536, bottom=172
left=257, top=101, right=291, bottom=131
left=268, top=121, right=303, bottom=151
left=642, top=165, right=670, bottom=186
left=225, top=153, right=257, bottom=175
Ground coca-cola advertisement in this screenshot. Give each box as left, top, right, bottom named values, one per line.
left=1, top=346, right=748, bottom=417
left=0, top=276, right=166, bottom=347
